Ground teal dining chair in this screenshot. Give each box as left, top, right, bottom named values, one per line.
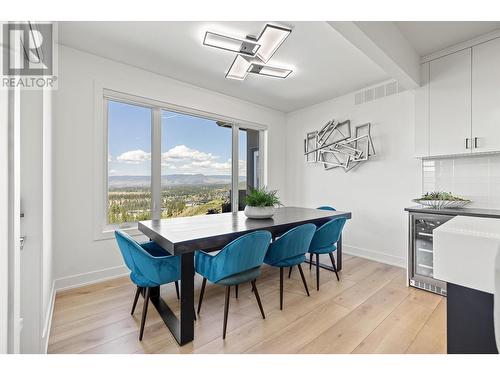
left=309, top=217, right=346, bottom=290
left=195, top=230, right=272, bottom=339
left=114, top=230, right=181, bottom=340
left=307, top=205, right=337, bottom=270
left=264, top=224, right=316, bottom=310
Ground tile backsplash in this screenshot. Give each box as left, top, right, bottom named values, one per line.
left=422, top=154, right=500, bottom=209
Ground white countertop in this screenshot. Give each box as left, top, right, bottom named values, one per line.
left=434, top=216, right=500, bottom=294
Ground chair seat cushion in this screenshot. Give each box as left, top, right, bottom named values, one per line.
left=130, top=272, right=159, bottom=288
left=264, top=254, right=306, bottom=268
left=309, top=243, right=337, bottom=254
left=216, top=267, right=261, bottom=286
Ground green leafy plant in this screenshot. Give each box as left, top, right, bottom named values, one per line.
left=418, top=191, right=469, bottom=201
left=244, top=188, right=282, bottom=207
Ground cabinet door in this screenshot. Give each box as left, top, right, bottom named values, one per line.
left=472, top=37, right=500, bottom=153
left=415, top=63, right=430, bottom=157
left=429, top=48, right=472, bottom=156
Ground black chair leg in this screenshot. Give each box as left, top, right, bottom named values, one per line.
left=223, top=286, right=230, bottom=339
left=279, top=267, right=284, bottom=310
left=288, top=266, right=293, bottom=278
left=316, top=254, right=320, bottom=291
left=251, top=280, right=265, bottom=319
left=131, top=286, right=141, bottom=315
left=197, top=277, right=207, bottom=314
left=235, top=284, right=239, bottom=299
left=297, top=264, right=310, bottom=296
left=139, top=287, right=150, bottom=341
left=329, top=252, right=340, bottom=281
left=309, top=253, right=313, bottom=270
left=174, top=280, right=180, bottom=300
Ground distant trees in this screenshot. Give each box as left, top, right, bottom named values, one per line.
left=108, top=184, right=231, bottom=224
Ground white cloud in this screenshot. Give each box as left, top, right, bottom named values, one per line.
left=117, top=149, right=151, bottom=164
left=160, top=145, right=248, bottom=175
left=162, top=145, right=217, bottom=164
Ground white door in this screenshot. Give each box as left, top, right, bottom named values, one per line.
left=429, top=48, right=472, bottom=156
left=472, top=37, right=500, bottom=153
left=0, top=86, right=22, bottom=354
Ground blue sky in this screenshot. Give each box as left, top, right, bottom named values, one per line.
left=108, top=101, right=247, bottom=176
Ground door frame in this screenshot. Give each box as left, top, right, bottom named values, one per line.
left=0, top=85, right=22, bottom=354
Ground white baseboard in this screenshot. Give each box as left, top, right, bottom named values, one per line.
left=54, top=265, right=129, bottom=292
left=343, top=244, right=406, bottom=268
left=41, top=280, right=56, bottom=354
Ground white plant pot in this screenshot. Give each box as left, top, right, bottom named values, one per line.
left=244, top=205, right=275, bottom=219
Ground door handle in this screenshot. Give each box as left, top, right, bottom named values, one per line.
left=465, top=138, right=470, bottom=149
left=20, top=236, right=25, bottom=251
left=474, top=137, right=478, bottom=148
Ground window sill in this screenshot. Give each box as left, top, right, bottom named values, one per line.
left=94, top=224, right=144, bottom=241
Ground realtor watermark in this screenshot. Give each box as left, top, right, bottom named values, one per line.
left=1, top=22, right=58, bottom=89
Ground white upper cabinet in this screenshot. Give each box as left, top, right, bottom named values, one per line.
left=472, top=37, right=500, bottom=153
left=415, top=63, right=430, bottom=157
left=429, top=48, right=472, bottom=157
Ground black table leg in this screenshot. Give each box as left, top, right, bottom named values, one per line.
left=304, top=235, right=343, bottom=273
left=148, top=252, right=195, bottom=346
left=337, top=234, right=343, bottom=271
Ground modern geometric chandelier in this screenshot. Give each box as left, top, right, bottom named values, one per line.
left=203, top=23, right=293, bottom=80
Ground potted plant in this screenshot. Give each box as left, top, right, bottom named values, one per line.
left=412, top=191, right=471, bottom=209
left=244, top=188, right=282, bottom=219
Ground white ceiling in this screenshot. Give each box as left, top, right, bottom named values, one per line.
left=58, top=21, right=389, bottom=112
left=396, top=21, right=500, bottom=57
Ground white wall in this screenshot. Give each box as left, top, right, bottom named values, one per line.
left=53, top=46, right=287, bottom=287
left=285, top=88, right=421, bottom=266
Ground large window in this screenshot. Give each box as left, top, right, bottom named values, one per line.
left=161, top=111, right=233, bottom=217
left=104, top=92, right=264, bottom=229
left=107, top=100, right=152, bottom=225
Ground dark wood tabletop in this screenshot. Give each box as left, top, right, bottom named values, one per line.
left=138, top=206, right=352, bottom=255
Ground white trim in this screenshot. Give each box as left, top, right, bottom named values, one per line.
left=231, top=124, right=239, bottom=212
left=421, top=29, right=500, bottom=63
left=41, top=280, right=55, bottom=354
left=0, top=65, right=9, bottom=355
left=54, top=265, right=129, bottom=292
left=103, top=88, right=268, bottom=132
left=151, top=108, right=161, bottom=221
left=343, top=245, right=406, bottom=268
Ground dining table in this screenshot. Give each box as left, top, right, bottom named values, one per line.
left=138, top=206, right=352, bottom=345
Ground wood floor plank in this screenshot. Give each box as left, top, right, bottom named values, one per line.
left=352, top=297, right=435, bottom=353
left=333, top=263, right=401, bottom=310
left=195, top=277, right=356, bottom=353
left=47, top=256, right=446, bottom=354
left=297, top=285, right=411, bottom=354
left=245, top=299, right=350, bottom=353
left=406, top=299, right=447, bottom=354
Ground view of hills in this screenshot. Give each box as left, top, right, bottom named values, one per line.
left=108, top=174, right=245, bottom=188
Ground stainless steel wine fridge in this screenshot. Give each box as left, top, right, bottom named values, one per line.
left=408, top=212, right=453, bottom=296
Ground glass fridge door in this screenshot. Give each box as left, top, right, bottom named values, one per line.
left=413, top=214, right=453, bottom=279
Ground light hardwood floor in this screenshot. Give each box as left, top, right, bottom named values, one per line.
left=48, top=255, right=446, bottom=354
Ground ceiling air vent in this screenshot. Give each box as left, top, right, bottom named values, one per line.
left=354, top=80, right=401, bottom=105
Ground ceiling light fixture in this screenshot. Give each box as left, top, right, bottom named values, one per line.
left=248, top=64, right=292, bottom=79
left=226, top=55, right=251, bottom=80
left=203, top=23, right=293, bottom=81
left=203, top=31, right=260, bottom=56
left=255, top=24, right=291, bottom=63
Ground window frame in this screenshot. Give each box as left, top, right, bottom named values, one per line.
left=94, top=86, right=267, bottom=240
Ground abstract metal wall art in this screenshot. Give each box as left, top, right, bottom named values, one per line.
left=304, top=120, right=375, bottom=172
